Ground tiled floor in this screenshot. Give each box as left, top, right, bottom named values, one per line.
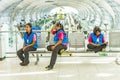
left=0, top=54, right=120, bottom=80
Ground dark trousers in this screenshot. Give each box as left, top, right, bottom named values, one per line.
left=17, top=47, right=37, bottom=63
left=47, top=44, right=67, bottom=67
left=87, top=43, right=107, bottom=52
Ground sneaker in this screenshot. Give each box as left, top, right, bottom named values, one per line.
left=19, top=61, right=24, bottom=65
left=19, top=62, right=24, bottom=65
left=20, top=62, right=29, bottom=66
left=59, top=49, right=65, bottom=55
left=45, top=65, right=53, bottom=70
left=102, top=48, right=105, bottom=52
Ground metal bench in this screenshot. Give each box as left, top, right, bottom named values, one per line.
left=29, top=32, right=86, bottom=65
left=109, top=32, right=120, bottom=64
left=29, top=31, right=120, bottom=65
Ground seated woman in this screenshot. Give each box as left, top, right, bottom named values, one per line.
left=87, top=27, right=108, bottom=53
left=45, top=21, right=68, bottom=70
left=17, top=23, right=38, bottom=66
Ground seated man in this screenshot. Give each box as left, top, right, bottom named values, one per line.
left=87, top=27, right=108, bottom=53
left=17, top=23, right=38, bottom=66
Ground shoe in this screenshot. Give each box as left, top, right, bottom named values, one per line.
left=45, top=65, right=53, bottom=70
left=59, top=49, right=65, bottom=55
left=20, top=62, right=29, bottom=66
left=19, top=61, right=24, bottom=65
left=102, top=48, right=105, bottom=52
left=20, top=62, right=24, bottom=65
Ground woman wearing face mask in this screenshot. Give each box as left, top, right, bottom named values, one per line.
left=87, top=26, right=108, bottom=53
left=45, top=21, right=68, bottom=70
left=17, top=23, right=38, bottom=66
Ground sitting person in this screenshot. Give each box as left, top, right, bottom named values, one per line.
left=17, top=23, right=38, bottom=66
left=87, top=26, right=108, bottom=53
left=45, top=21, right=68, bottom=70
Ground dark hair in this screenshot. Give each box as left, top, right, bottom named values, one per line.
left=25, top=23, right=32, bottom=28
left=93, top=26, right=101, bottom=34
left=25, top=23, right=32, bottom=33
left=56, top=21, right=61, bottom=26
left=56, top=21, right=65, bottom=32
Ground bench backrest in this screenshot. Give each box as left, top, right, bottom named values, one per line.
left=68, top=32, right=85, bottom=51
left=109, top=32, right=120, bottom=51
left=37, top=32, right=46, bottom=48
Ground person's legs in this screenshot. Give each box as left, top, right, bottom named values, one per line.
left=47, top=45, right=54, bottom=51
left=101, top=43, right=107, bottom=49
left=87, top=44, right=96, bottom=51
left=94, top=43, right=107, bottom=53
left=17, top=48, right=24, bottom=62
left=58, top=45, right=67, bottom=55
left=46, top=44, right=67, bottom=70
left=21, top=47, right=36, bottom=66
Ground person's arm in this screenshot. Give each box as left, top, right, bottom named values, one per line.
left=102, top=36, right=108, bottom=44
left=26, top=41, right=36, bottom=48
left=52, top=40, right=62, bottom=50
left=23, top=34, right=36, bottom=51
left=22, top=42, right=25, bottom=48
left=51, top=32, right=64, bottom=50
left=28, top=34, right=36, bottom=47
left=89, top=42, right=100, bottom=47
left=88, top=34, right=100, bottom=46
left=54, top=39, right=62, bottom=47
left=51, top=25, right=56, bottom=34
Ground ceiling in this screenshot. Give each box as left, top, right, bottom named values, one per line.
left=0, top=0, right=120, bottom=29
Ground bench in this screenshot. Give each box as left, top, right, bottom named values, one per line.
left=29, top=31, right=120, bottom=65
left=29, top=32, right=85, bottom=65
